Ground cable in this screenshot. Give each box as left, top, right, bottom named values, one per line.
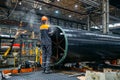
left=0, top=8, right=8, bottom=18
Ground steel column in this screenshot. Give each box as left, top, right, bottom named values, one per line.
left=102, top=0, right=109, bottom=34
left=87, top=15, right=90, bottom=31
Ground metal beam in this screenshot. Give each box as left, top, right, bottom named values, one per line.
left=79, top=0, right=100, bottom=8
left=80, top=0, right=120, bottom=21
left=110, top=15, right=120, bottom=21
left=33, top=0, right=86, bottom=15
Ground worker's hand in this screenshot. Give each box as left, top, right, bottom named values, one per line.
left=21, top=30, right=27, bottom=34
left=14, top=31, right=20, bottom=39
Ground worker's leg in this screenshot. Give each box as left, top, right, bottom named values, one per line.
left=45, top=45, right=52, bottom=73
left=42, top=46, right=47, bottom=72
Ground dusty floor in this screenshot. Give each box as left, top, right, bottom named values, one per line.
left=6, top=71, right=80, bottom=80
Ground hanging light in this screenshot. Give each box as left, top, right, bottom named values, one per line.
left=19, top=1, right=22, bottom=5
left=68, top=15, right=72, bottom=18
left=57, top=0, right=60, bottom=2
left=18, top=0, right=22, bottom=5
left=75, top=4, right=78, bottom=8
left=55, top=10, right=59, bottom=14
left=39, top=6, right=42, bottom=10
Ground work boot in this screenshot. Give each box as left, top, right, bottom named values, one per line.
left=42, top=68, right=46, bottom=73
left=45, top=69, right=53, bottom=74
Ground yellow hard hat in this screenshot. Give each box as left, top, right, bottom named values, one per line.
left=41, top=16, right=48, bottom=21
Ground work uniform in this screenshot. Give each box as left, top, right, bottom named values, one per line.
left=40, top=24, right=52, bottom=73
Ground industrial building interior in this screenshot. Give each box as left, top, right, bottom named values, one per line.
left=0, top=0, right=120, bottom=80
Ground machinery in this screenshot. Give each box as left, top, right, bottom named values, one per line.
left=1, top=25, right=120, bottom=69
left=0, top=34, right=40, bottom=67
left=50, top=25, right=120, bottom=66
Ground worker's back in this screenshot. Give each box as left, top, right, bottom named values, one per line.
left=40, top=24, right=51, bottom=45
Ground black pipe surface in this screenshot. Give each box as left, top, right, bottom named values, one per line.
left=50, top=25, right=120, bottom=65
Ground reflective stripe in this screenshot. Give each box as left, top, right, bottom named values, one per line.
left=46, top=61, right=50, bottom=63
left=40, top=24, right=49, bottom=30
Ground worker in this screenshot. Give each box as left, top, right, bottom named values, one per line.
left=15, top=21, right=27, bottom=73
left=40, top=16, right=52, bottom=74
left=15, top=21, right=27, bottom=39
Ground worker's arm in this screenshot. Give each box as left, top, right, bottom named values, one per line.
left=48, top=26, right=54, bottom=36
left=21, top=30, right=27, bottom=34
left=15, top=31, right=20, bottom=39
left=15, top=30, right=27, bottom=39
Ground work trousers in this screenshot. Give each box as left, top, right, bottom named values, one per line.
left=42, top=45, right=52, bottom=71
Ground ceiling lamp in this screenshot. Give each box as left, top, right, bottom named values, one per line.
left=75, top=4, right=78, bottom=8
left=19, top=1, right=22, bottom=5
left=68, top=15, right=72, bottom=18
left=55, top=10, right=59, bottom=14
left=39, top=6, right=42, bottom=10
left=57, top=0, right=60, bottom=2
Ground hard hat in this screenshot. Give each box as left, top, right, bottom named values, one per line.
left=41, top=16, right=48, bottom=21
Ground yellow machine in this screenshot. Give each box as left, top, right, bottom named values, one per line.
left=35, top=47, right=42, bottom=65
left=3, top=47, right=11, bottom=57
left=40, top=49, right=42, bottom=65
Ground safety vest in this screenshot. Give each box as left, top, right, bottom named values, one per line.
left=40, top=24, right=51, bottom=45
left=40, top=24, right=49, bottom=30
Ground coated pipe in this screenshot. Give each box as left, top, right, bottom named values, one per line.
left=50, top=25, right=120, bottom=65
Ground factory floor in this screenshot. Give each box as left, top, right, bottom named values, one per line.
left=5, top=71, right=79, bottom=80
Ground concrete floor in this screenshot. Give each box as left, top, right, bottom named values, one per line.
left=6, top=71, right=79, bottom=80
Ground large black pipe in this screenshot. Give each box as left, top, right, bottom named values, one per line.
left=50, top=25, right=120, bottom=65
